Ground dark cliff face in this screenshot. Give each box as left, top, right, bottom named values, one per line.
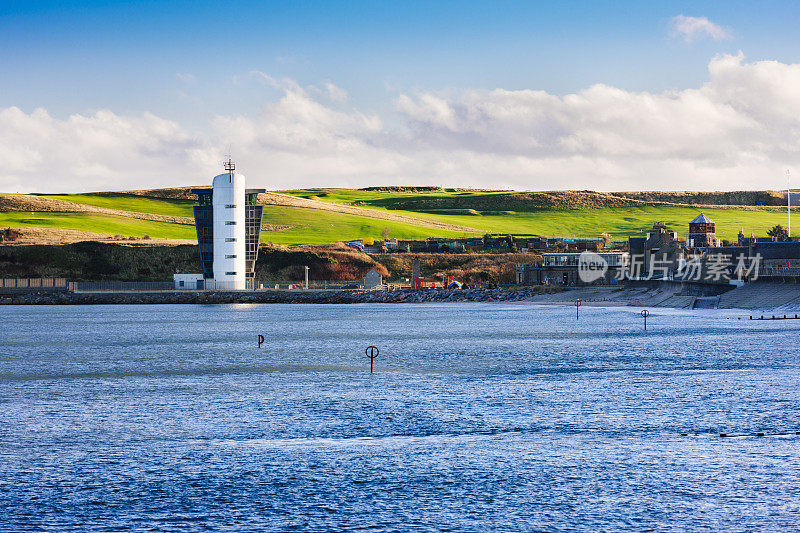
left=0, top=242, right=201, bottom=281
left=255, top=248, right=388, bottom=281
left=0, top=242, right=389, bottom=283
left=0, top=242, right=535, bottom=285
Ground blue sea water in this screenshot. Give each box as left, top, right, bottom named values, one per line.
left=2, top=303, right=800, bottom=531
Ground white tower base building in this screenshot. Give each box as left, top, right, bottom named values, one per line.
left=191, top=159, right=265, bottom=290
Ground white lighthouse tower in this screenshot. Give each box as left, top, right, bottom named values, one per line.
left=211, top=158, right=247, bottom=289
left=190, top=158, right=265, bottom=290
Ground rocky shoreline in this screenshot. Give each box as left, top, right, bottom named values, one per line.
left=0, top=287, right=559, bottom=305
left=8, top=282, right=789, bottom=310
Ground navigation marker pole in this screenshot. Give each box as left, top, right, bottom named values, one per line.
left=366, top=346, right=379, bottom=373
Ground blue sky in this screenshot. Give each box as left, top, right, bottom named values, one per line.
left=1, top=1, right=799, bottom=192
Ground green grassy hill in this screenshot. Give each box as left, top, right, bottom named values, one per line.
left=0, top=211, right=197, bottom=239
left=260, top=206, right=467, bottom=245
left=39, top=194, right=195, bottom=217
left=278, top=189, right=794, bottom=242
left=1, top=188, right=796, bottom=245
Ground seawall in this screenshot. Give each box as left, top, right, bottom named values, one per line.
left=7, top=282, right=797, bottom=309
left=0, top=287, right=557, bottom=305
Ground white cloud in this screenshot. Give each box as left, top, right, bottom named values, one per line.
left=0, top=107, right=209, bottom=193
left=2, top=54, right=800, bottom=193
left=391, top=53, right=800, bottom=189
left=175, top=72, right=197, bottom=83
left=323, top=81, right=348, bottom=103
left=670, top=15, right=731, bottom=43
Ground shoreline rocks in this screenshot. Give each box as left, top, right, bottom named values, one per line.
left=0, top=287, right=557, bottom=305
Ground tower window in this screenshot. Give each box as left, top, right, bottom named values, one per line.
left=225, top=238, right=236, bottom=242
left=225, top=204, right=236, bottom=208
left=225, top=221, right=236, bottom=225
left=225, top=254, right=237, bottom=258
left=225, top=272, right=237, bottom=275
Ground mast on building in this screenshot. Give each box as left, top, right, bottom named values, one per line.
left=224, top=154, right=235, bottom=175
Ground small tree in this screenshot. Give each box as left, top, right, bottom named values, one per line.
left=767, top=224, right=788, bottom=239
left=381, top=226, right=391, bottom=240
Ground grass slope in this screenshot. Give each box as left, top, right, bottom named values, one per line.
left=383, top=206, right=793, bottom=241
left=3, top=189, right=796, bottom=245
left=279, top=188, right=511, bottom=207
left=0, top=204, right=469, bottom=245
left=280, top=189, right=795, bottom=241
left=0, top=212, right=197, bottom=240
left=38, top=194, right=195, bottom=217
left=260, top=206, right=468, bottom=245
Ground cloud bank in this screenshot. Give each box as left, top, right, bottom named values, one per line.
left=2, top=53, right=800, bottom=193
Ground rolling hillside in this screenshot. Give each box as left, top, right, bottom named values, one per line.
left=0, top=188, right=795, bottom=246
left=276, top=188, right=795, bottom=243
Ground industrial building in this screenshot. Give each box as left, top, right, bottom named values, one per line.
left=190, top=160, right=265, bottom=290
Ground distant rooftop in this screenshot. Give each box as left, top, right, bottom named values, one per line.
left=690, top=212, right=714, bottom=224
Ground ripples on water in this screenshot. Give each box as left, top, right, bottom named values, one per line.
left=2, top=303, right=800, bottom=531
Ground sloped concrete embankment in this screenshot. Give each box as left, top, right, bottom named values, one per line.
left=717, top=282, right=800, bottom=310
left=527, top=281, right=729, bottom=309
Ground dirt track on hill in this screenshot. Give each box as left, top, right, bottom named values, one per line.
left=0, top=194, right=196, bottom=225
left=256, top=192, right=482, bottom=232
left=0, top=226, right=195, bottom=245
left=100, top=187, right=483, bottom=232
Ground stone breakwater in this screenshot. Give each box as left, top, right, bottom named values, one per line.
left=1, top=287, right=558, bottom=305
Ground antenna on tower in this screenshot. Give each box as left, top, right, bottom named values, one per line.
left=223, top=145, right=235, bottom=176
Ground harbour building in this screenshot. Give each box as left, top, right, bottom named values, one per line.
left=191, top=159, right=265, bottom=290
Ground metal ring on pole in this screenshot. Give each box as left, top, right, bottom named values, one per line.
left=366, top=346, right=379, bottom=373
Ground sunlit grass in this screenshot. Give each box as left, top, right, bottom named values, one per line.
left=38, top=193, right=195, bottom=217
